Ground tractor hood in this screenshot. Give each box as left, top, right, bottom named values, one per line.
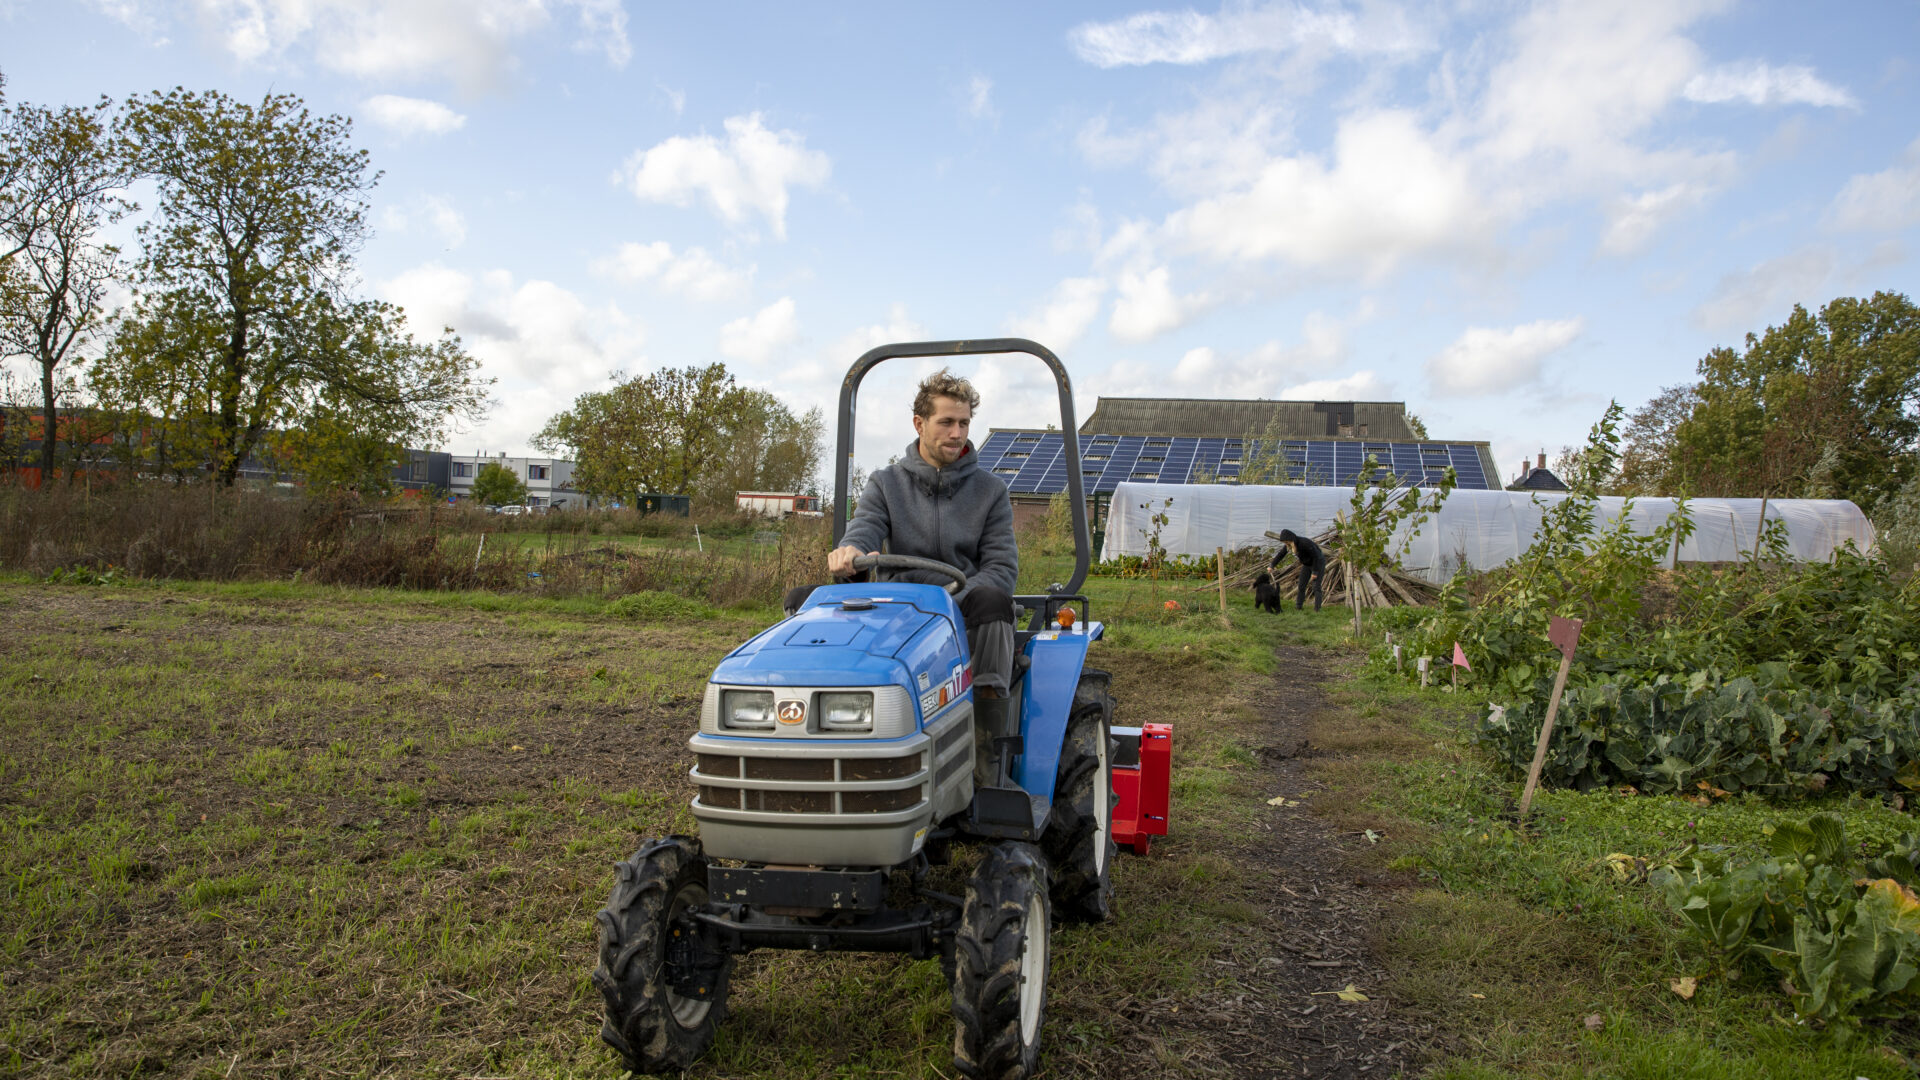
left=712, top=584, right=957, bottom=688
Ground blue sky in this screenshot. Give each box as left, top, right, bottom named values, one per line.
left=5, top=1, right=1919, bottom=480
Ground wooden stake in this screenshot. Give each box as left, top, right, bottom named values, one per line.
left=1752, top=494, right=1768, bottom=563
left=1519, top=616, right=1583, bottom=819
left=1216, top=546, right=1227, bottom=613
left=1393, top=644, right=1402, bottom=671
left=1417, top=656, right=1429, bottom=687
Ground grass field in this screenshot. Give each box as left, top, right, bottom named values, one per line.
left=8, top=561, right=1919, bottom=1078
left=0, top=572, right=1304, bottom=1079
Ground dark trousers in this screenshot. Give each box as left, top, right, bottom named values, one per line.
left=782, top=582, right=1016, bottom=691
left=1296, top=562, right=1325, bottom=611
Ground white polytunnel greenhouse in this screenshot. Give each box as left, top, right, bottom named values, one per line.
left=1097, top=483, right=1879, bottom=584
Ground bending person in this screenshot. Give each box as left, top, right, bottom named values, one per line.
left=1270, top=528, right=1327, bottom=611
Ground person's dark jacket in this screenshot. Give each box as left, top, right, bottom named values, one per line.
left=840, top=439, right=1018, bottom=603
left=1272, top=533, right=1327, bottom=573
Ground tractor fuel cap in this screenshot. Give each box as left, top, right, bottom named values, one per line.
left=840, top=598, right=874, bottom=611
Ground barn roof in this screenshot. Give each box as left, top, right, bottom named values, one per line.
left=1077, top=397, right=1416, bottom=440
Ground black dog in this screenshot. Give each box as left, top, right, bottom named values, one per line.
left=1253, top=571, right=1282, bottom=614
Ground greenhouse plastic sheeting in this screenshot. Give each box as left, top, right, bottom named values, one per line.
left=1099, top=484, right=1877, bottom=583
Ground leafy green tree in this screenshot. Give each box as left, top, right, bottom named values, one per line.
left=1666, top=293, right=1920, bottom=505
left=0, top=94, right=127, bottom=481
left=94, top=89, right=488, bottom=485
left=711, top=389, right=823, bottom=504
left=536, top=363, right=822, bottom=508
left=1613, top=383, right=1699, bottom=496
left=471, top=461, right=526, bottom=506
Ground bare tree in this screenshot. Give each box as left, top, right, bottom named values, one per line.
left=0, top=95, right=128, bottom=482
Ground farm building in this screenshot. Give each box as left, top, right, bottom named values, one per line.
left=977, top=395, right=1501, bottom=529
left=736, top=491, right=823, bottom=517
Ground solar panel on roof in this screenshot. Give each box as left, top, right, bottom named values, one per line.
left=976, top=432, right=1493, bottom=494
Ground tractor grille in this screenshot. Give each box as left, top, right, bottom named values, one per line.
left=691, top=750, right=925, bottom=815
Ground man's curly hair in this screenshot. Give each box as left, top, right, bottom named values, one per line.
left=913, top=367, right=980, bottom=418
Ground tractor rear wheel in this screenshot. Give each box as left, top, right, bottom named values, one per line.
left=593, top=836, right=730, bottom=1074
left=1042, top=672, right=1116, bottom=923
left=951, top=842, right=1051, bottom=1080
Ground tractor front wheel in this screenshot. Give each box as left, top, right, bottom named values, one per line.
left=1043, top=672, right=1116, bottom=923
left=951, top=842, right=1051, bottom=1080
left=593, top=836, right=730, bottom=1074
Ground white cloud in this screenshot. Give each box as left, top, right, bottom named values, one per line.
left=568, top=0, right=631, bottom=67
left=719, top=297, right=801, bottom=364
left=104, top=0, right=628, bottom=91
left=1132, top=314, right=1352, bottom=398
left=1164, top=110, right=1488, bottom=275
left=1108, top=265, right=1210, bottom=343
left=620, top=113, right=831, bottom=240
left=1826, top=138, right=1920, bottom=233
left=592, top=241, right=753, bottom=302
left=1006, top=277, right=1107, bottom=350
left=360, top=94, right=466, bottom=137
left=1279, top=370, right=1392, bottom=400
left=965, top=75, right=995, bottom=121
left=1427, top=319, right=1584, bottom=397
left=378, top=195, right=467, bottom=249
left=1067, top=3, right=1427, bottom=68
left=1601, top=183, right=1710, bottom=256
left=1683, top=62, right=1856, bottom=108
left=1692, top=248, right=1835, bottom=331
left=86, top=0, right=168, bottom=41
left=380, top=262, right=646, bottom=453
left=1085, top=0, right=1758, bottom=277
left=1476, top=1, right=1723, bottom=184
left=424, top=198, right=466, bottom=248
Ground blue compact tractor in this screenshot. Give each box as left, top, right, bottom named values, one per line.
left=591, top=339, right=1171, bottom=1079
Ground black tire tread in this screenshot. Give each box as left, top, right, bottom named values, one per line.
left=1043, top=673, right=1117, bottom=923
left=592, top=836, right=730, bottom=1074
left=951, top=842, right=1050, bottom=1080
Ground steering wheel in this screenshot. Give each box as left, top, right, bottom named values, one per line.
left=849, top=553, right=968, bottom=595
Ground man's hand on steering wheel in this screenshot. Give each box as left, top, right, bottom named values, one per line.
left=827, top=545, right=865, bottom=579
left=829, top=549, right=969, bottom=595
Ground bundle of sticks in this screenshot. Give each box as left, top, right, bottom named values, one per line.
left=1204, top=528, right=1440, bottom=610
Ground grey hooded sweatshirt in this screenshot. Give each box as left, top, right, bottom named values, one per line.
left=840, top=439, right=1018, bottom=603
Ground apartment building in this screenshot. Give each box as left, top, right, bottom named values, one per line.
left=444, top=453, right=586, bottom=508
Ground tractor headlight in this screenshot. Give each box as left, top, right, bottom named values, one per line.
left=721, top=690, right=776, bottom=731
left=818, top=692, right=874, bottom=732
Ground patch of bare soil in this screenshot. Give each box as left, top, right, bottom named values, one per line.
left=1171, top=644, right=1429, bottom=1079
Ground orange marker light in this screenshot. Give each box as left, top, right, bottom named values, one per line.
left=1056, top=607, right=1077, bottom=629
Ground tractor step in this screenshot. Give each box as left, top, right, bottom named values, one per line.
left=967, top=784, right=1038, bottom=839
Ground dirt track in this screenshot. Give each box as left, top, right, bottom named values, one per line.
left=1165, top=643, right=1426, bottom=1079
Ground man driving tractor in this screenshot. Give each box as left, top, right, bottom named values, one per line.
left=784, top=368, right=1019, bottom=775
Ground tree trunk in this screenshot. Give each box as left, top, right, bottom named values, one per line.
left=39, top=361, right=57, bottom=486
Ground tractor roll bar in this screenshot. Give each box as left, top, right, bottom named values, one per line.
left=832, top=338, right=1090, bottom=600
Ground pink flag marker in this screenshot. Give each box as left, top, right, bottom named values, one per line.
left=1452, top=641, right=1471, bottom=670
